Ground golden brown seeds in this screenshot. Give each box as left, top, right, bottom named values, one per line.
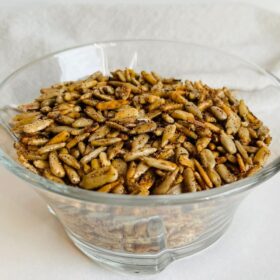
left=253, top=146, right=270, bottom=166
left=33, top=160, right=49, bottom=169
left=171, top=110, right=194, bottom=121
left=183, top=168, right=197, bottom=192
left=113, top=106, right=139, bottom=122
left=236, top=153, right=246, bottom=172
left=13, top=69, right=271, bottom=196
left=131, top=134, right=150, bottom=151
left=239, top=100, right=249, bottom=118
left=23, top=137, right=49, bottom=146
left=210, top=106, right=227, bottom=120
left=194, top=159, right=213, bottom=188
left=64, top=164, right=80, bottom=185
left=130, top=122, right=157, bottom=134
left=112, top=159, right=128, bottom=177
left=238, top=126, right=251, bottom=145
left=23, top=119, right=53, bottom=134
left=43, top=169, right=64, bottom=184
left=49, top=151, right=65, bottom=178
left=99, top=152, right=111, bottom=167
left=204, top=122, right=220, bottom=132
left=142, top=157, right=177, bottom=171
left=59, top=154, right=81, bottom=169
left=72, top=118, right=94, bottom=128
left=124, top=147, right=157, bottom=162
left=66, top=133, right=90, bottom=149
left=91, top=138, right=122, bottom=147
left=178, top=155, right=194, bottom=169
left=161, top=124, right=176, bottom=147
left=141, top=71, right=158, bottom=85
left=134, top=162, right=150, bottom=179
left=96, top=100, right=129, bottom=111
left=107, top=141, right=124, bottom=160
left=162, top=113, right=175, bottom=124
left=98, top=180, right=122, bottom=193
left=185, top=103, right=203, bottom=119
left=106, top=121, right=129, bottom=132
left=235, top=140, right=251, bottom=164
left=216, top=164, right=236, bottom=183
left=196, top=137, right=211, bottom=153
left=84, top=107, right=105, bottom=123
left=47, top=131, right=70, bottom=146
left=88, top=125, right=110, bottom=142
left=153, top=168, right=179, bottom=195
left=38, top=142, right=66, bottom=154
left=226, top=113, right=241, bottom=135
left=200, top=149, right=216, bottom=169
left=167, top=184, right=183, bottom=195
left=207, top=169, right=222, bottom=187
left=80, top=146, right=107, bottom=164
left=80, top=166, right=118, bottom=189
left=220, top=132, right=237, bottom=154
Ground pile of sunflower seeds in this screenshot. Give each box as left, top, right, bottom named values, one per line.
left=12, top=69, right=271, bottom=195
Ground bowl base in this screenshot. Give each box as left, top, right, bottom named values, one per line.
left=65, top=220, right=231, bottom=275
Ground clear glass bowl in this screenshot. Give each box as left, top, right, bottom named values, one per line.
left=0, top=40, right=280, bottom=274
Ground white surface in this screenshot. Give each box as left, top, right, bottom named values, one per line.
left=0, top=2, right=280, bottom=280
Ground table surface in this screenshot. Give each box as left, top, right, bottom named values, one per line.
left=1, top=1, right=280, bottom=279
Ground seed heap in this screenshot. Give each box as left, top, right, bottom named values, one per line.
left=12, top=69, right=271, bottom=195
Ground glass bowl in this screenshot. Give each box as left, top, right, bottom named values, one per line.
left=0, top=40, right=280, bottom=274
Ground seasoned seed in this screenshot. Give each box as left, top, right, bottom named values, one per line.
left=216, top=164, right=236, bottom=183
left=47, top=131, right=70, bottom=145
left=80, top=166, right=118, bottom=189
left=84, top=106, right=105, bottom=123
left=171, top=110, right=195, bottom=121
left=43, top=169, right=64, bottom=184
left=226, top=113, right=241, bottom=135
left=112, top=159, right=128, bottom=177
left=196, top=137, right=211, bottom=153
left=220, top=132, right=237, bottom=154
left=59, top=154, right=81, bottom=169
left=49, top=151, right=65, bottom=178
left=207, top=169, right=222, bottom=187
left=210, top=106, right=227, bottom=120
left=80, top=146, right=107, bottom=164
left=200, top=149, right=216, bottom=169
left=142, top=157, right=177, bottom=171
left=72, top=118, right=94, bottom=128
left=124, top=147, right=157, bottom=161
left=153, top=168, right=179, bottom=194
left=238, top=126, right=251, bottom=145
left=194, top=159, right=213, bottom=188
left=96, top=99, right=129, bottom=111
left=66, top=133, right=90, bottom=149
left=99, top=152, right=111, bottom=167
left=88, top=126, right=110, bottom=142
left=91, top=138, right=122, bottom=146
left=130, top=122, right=157, bottom=134
left=33, top=159, right=49, bottom=169
left=106, top=121, right=129, bottom=132
left=253, top=146, right=270, bottom=166
left=38, top=142, right=66, bottom=154
left=235, top=140, right=251, bottom=164
left=23, top=119, right=53, bottom=134
left=98, top=180, right=122, bottom=193
left=134, top=162, right=150, bottom=179
left=183, top=168, right=197, bottom=192
left=161, top=124, right=176, bottom=147
left=64, top=164, right=80, bottom=185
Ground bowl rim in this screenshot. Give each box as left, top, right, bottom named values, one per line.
left=1, top=39, right=280, bottom=206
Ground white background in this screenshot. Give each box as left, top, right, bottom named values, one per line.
left=0, top=0, right=279, bottom=13
left=1, top=1, right=280, bottom=280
